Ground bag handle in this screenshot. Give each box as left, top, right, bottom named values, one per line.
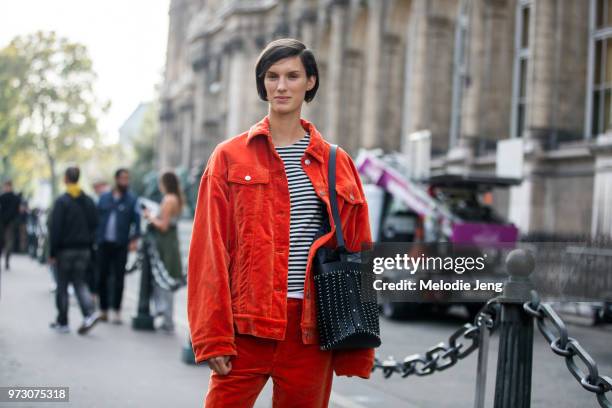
left=328, top=145, right=346, bottom=250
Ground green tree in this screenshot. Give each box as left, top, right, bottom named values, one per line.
left=130, top=101, right=159, bottom=199
left=0, top=41, right=29, bottom=178
left=1, top=31, right=107, bottom=198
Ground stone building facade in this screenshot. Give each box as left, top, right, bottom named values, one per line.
left=158, top=0, right=612, bottom=238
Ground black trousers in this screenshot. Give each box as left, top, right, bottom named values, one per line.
left=56, top=249, right=95, bottom=325
left=97, top=242, right=128, bottom=312
left=0, top=220, right=16, bottom=268
left=85, top=248, right=98, bottom=295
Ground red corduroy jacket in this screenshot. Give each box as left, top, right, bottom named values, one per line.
left=187, top=115, right=375, bottom=378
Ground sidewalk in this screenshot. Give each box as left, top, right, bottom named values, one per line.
left=2, top=252, right=610, bottom=407
left=0, top=255, right=387, bottom=408
left=0, top=255, right=261, bottom=408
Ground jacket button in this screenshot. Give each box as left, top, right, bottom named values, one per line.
left=245, top=175, right=252, bottom=181
left=319, top=190, right=326, bottom=196
left=349, top=193, right=355, bottom=201
left=305, top=159, right=311, bottom=165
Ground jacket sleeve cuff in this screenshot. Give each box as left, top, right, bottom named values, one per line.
left=192, top=338, right=237, bottom=364
left=332, top=348, right=375, bottom=379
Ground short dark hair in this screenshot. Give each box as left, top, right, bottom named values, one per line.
left=115, top=168, right=129, bottom=179
left=65, top=167, right=80, bottom=183
left=255, top=38, right=319, bottom=103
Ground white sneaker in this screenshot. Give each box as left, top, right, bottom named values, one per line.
left=78, top=311, right=101, bottom=335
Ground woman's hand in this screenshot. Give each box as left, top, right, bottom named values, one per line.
left=206, top=355, right=232, bottom=375
left=142, top=208, right=151, bottom=221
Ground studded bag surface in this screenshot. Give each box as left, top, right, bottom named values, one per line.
left=312, top=145, right=381, bottom=351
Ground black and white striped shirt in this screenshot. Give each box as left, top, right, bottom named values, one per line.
left=275, top=133, right=325, bottom=299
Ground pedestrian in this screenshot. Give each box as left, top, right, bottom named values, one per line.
left=96, top=168, right=140, bottom=324
left=48, top=166, right=101, bottom=334
left=0, top=180, right=21, bottom=271
left=142, top=170, right=185, bottom=333
left=187, top=38, right=374, bottom=408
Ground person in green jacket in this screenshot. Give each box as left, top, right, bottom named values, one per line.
left=142, top=171, right=184, bottom=333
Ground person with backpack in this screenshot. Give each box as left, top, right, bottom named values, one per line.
left=49, top=166, right=101, bottom=334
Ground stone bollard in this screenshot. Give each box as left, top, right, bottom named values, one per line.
left=494, top=248, right=535, bottom=408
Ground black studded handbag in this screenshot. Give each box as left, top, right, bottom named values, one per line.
left=312, top=144, right=381, bottom=350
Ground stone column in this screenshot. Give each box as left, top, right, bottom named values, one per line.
left=361, top=0, right=384, bottom=149
left=379, top=32, right=404, bottom=152
left=527, top=0, right=555, bottom=139
left=527, top=0, right=589, bottom=141
left=299, top=7, right=319, bottom=122
left=158, top=99, right=174, bottom=170
left=180, top=103, right=194, bottom=170
left=190, top=68, right=206, bottom=170
left=402, top=0, right=457, bottom=155
left=460, top=0, right=515, bottom=146
left=298, top=7, right=317, bottom=49
left=226, top=45, right=247, bottom=138
left=325, top=0, right=349, bottom=143
left=342, top=49, right=364, bottom=156
left=171, top=118, right=182, bottom=167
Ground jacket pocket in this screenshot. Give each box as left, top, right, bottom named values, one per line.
left=228, top=164, right=270, bottom=185
left=335, top=183, right=365, bottom=209
left=227, top=164, right=270, bottom=219
left=332, top=183, right=366, bottom=251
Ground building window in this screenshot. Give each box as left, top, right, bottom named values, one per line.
left=511, top=1, right=531, bottom=138
left=587, top=0, right=612, bottom=137
left=596, top=0, right=612, bottom=29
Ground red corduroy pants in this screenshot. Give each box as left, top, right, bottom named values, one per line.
left=204, top=298, right=334, bottom=408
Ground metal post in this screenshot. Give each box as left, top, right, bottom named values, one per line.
left=132, top=236, right=155, bottom=330
left=474, top=321, right=491, bottom=408
left=494, top=249, right=535, bottom=408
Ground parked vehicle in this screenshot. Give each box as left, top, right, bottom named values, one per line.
left=357, top=150, right=520, bottom=319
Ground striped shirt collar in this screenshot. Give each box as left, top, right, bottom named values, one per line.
left=247, top=116, right=326, bottom=163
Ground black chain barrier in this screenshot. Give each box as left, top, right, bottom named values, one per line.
left=373, top=294, right=611, bottom=407
left=524, top=291, right=612, bottom=408
left=371, top=249, right=611, bottom=407
left=372, top=299, right=501, bottom=379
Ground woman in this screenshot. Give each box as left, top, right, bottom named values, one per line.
left=143, top=171, right=184, bottom=333
left=188, top=38, right=374, bottom=407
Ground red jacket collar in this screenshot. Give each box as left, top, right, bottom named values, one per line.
left=246, top=115, right=326, bottom=163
